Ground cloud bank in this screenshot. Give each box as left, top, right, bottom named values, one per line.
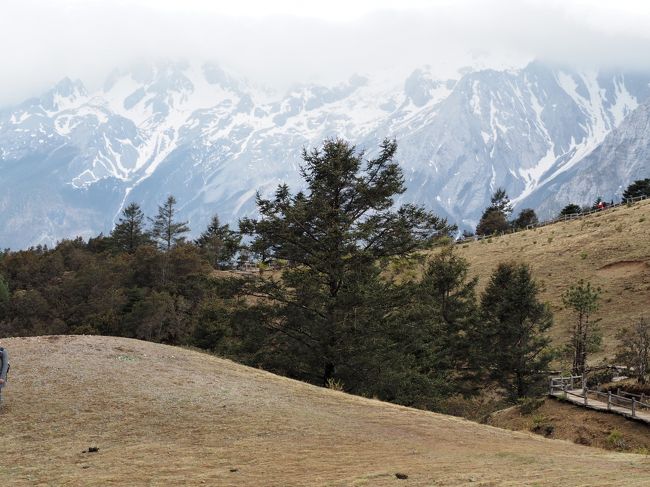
left=1, top=0, right=649, bottom=107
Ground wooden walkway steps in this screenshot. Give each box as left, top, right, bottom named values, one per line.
left=549, top=375, right=650, bottom=425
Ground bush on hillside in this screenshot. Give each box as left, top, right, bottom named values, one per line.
left=559, top=203, right=582, bottom=217
left=512, top=208, right=538, bottom=229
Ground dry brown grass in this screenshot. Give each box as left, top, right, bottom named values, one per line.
left=489, top=397, right=650, bottom=453
left=451, top=199, right=650, bottom=359
left=1, top=335, right=650, bottom=486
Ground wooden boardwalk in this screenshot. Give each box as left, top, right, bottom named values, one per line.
left=549, top=376, right=650, bottom=425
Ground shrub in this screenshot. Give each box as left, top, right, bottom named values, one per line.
left=518, top=397, right=545, bottom=415
left=326, top=377, right=345, bottom=392
left=530, top=415, right=555, bottom=437
left=574, top=426, right=593, bottom=446
left=606, top=430, right=627, bottom=450
left=585, top=369, right=615, bottom=388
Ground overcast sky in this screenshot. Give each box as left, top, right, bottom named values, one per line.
left=2, top=0, right=650, bottom=107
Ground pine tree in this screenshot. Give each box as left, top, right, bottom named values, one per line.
left=615, top=317, right=650, bottom=384
left=512, top=208, right=538, bottom=229
left=563, top=280, right=601, bottom=376
left=150, top=196, right=190, bottom=251
left=241, top=138, right=454, bottom=392
left=476, top=209, right=509, bottom=236
left=622, top=178, right=650, bottom=200
left=479, top=262, right=553, bottom=399
left=490, top=187, right=513, bottom=216
left=559, top=203, right=582, bottom=217
left=476, top=188, right=512, bottom=236
left=414, top=247, right=480, bottom=390
left=195, top=215, right=241, bottom=269
left=110, top=203, right=150, bottom=253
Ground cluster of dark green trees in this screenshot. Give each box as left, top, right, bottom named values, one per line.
left=474, top=177, right=650, bottom=237
left=0, top=195, right=240, bottom=343
left=0, top=139, right=562, bottom=411
left=99, top=196, right=240, bottom=265
left=474, top=188, right=538, bottom=236
left=234, top=139, right=555, bottom=404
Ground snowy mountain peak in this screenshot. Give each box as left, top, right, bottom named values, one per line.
left=27, top=77, right=88, bottom=114
left=1, top=60, right=649, bottom=249
left=404, top=68, right=456, bottom=107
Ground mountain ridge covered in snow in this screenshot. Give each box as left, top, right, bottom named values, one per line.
left=1, top=60, right=649, bottom=249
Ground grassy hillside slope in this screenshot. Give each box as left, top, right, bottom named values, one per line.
left=489, top=397, right=650, bottom=452
left=453, top=199, right=650, bottom=359
left=1, top=335, right=650, bottom=486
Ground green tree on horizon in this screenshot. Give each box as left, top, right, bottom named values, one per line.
left=559, top=203, right=582, bottom=217
left=195, top=214, right=241, bottom=269
left=512, top=208, right=538, bottom=229
left=110, top=202, right=151, bottom=253
left=150, top=195, right=190, bottom=252
left=622, top=178, right=650, bottom=200
left=476, top=188, right=512, bottom=236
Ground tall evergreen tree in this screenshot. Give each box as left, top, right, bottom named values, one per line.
left=489, top=188, right=513, bottom=216
left=479, top=262, right=553, bottom=399
left=476, top=188, right=512, bottom=236
left=411, top=247, right=480, bottom=391
left=195, top=215, right=241, bottom=269
left=240, top=138, right=454, bottom=393
left=150, top=196, right=190, bottom=251
left=110, top=203, right=150, bottom=253
left=563, top=280, right=601, bottom=376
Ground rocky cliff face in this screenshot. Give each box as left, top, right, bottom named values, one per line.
left=0, top=60, right=648, bottom=248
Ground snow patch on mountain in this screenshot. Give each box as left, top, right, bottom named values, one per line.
left=1, top=60, right=649, bottom=249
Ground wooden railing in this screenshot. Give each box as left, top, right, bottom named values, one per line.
left=549, top=375, right=650, bottom=420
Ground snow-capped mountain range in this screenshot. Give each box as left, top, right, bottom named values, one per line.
left=1, top=60, right=649, bottom=249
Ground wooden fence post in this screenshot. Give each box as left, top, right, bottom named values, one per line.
left=632, top=398, right=636, bottom=418
left=584, top=390, right=588, bottom=406
left=608, top=391, right=612, bottom=411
